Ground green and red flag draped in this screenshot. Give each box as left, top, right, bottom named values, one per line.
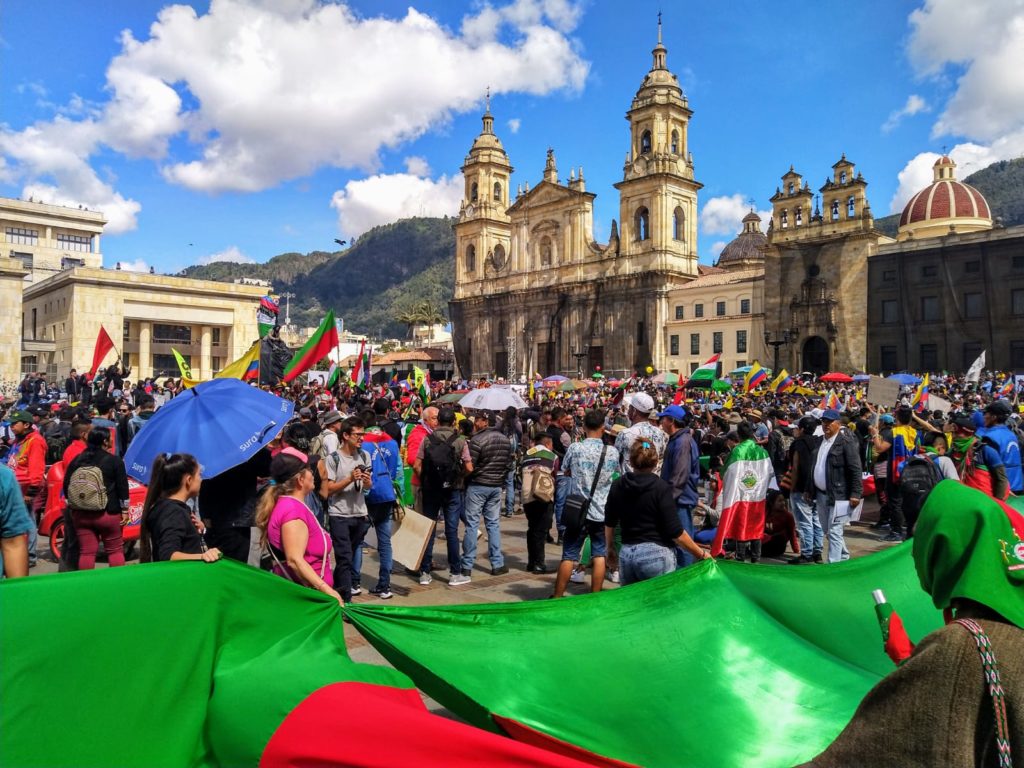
left=283, top=309, right=339, bottom=383
left=347, top=544, right=941, bottom=768
left=0, top=561, right=600, bottom=768
left=711, top=438, right=774, bottom=557
left=687, top=352, right=721, bottom=385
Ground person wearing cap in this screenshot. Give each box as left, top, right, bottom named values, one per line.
left=318, top=410, right=343, bottom=459
left=800, top=481, right=1024, bottom=766
left=979, top=400, right=1023, bottom=495
left=789, top=415, right=823, bottom=564
left=614, top=392, right=668, bottom=475
left=5, top=410, right=45, bottom=567
left=811, top=409, right=862, bottom=563
left=659, top=404, right=701, bottom=567
left=949, top=415, right=1008, bottom=501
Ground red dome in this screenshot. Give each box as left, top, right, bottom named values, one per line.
left=899, top=156, right=991, bottom=229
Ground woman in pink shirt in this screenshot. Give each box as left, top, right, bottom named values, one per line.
left=256, top=448, right=341, bottom=607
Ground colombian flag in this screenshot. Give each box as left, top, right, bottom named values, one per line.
left=744, top=362, right=768, bottom=393
left=769, top=369, right=794, bottom=393
left=911, top=373, right=930, bottom=412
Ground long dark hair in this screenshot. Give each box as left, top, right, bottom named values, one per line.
left=139, top=453, right=200, bottom=562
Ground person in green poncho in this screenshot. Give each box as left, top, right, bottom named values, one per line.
left=800, top=480, right=1024, bottom=767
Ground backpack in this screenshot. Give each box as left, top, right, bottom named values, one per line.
left=309, top=431, right=325, bottom=460
left=365, top=441, right=397, bottom=505
left=43, top=423, right=69, bottom=465
left=67, top=465, right=109, bottom=512
left=768, top=429, right=791, bottom=469
left=522, top=465, right=555, bottom=504
left=421, top=432, right=460, bottom=491
left=899, top=455, right=943, bottom=524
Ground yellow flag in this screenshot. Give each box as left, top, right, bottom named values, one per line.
left=723, top=396, right=734, bottom=409
left=216, top=341, right=261, bottom=382
left=171, top=347, right=194, bottom=380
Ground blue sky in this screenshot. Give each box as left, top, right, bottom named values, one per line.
left=3, top=0, right=1022, bottom=273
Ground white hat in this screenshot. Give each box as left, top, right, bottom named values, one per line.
left=629, top=392, right=655, bottom=414
left=810, top=408, right=824, bottom=419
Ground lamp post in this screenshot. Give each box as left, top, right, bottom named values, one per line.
left=763, top=330, right=792, bottom=376
left=570, top=345, right=589, bottom=379
left=279, top=291, right=295, bottom=328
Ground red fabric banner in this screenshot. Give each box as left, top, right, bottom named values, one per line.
left=89, top=325, right=115, bottom=377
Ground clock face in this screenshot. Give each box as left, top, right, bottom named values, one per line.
left=465, top=204, right=475, bottom=217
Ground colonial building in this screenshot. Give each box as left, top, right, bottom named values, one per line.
left=762, top=156, right=891, bottom=373
left=664, top=211, right=766, bottom=374
left=866, top=156, right=1024, bottom=373
left=450, top=25, right=702, bottom=379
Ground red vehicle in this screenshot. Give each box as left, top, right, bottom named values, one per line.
left=39, top=461, right=147, bottom=560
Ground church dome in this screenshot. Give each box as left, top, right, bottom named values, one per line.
left=897, top=156, right=992, bottom=240
left=715, top=210, right=766, bottom=270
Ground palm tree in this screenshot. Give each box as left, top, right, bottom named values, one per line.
left=396, top=300, right=446, bottom=340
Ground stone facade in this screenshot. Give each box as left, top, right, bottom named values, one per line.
left=22, top=268, right=265, bottom=381
left=0, top=260, right=29, bottom=384
left=0, top=197, right=104, bottom=283
left=451, top=27, right=701, bottom=379
left=762, top=158, right=891, bottom=374
left=867, top=224, right=1024, bottom=373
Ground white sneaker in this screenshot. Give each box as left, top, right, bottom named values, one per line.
left=418, top=572, right=433, bottom=586
left=448, top=573, right=472, bottom=586
left=350, top=585, right=362, bottom=596
left=610, top=570, right=620, bottom=584
left=569, top=569, right=586, bottom=584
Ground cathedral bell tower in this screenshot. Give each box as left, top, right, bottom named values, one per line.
left=454, top=92, right=513, bottom=301
left=613, top=18, right=701, bottom=276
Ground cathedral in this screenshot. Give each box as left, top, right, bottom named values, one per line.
left=449, top=25, right=702, bottom=379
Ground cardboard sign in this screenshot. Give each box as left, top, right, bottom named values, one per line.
left=364, top=505, right=434, bottom=571
left=928, top=394, right=951, bottom=415
left=866, top=376, right=901, bottom=407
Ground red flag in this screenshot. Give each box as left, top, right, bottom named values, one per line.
left=283, top=310, right=339, bottom=383
left=89, top=326, right=115, bottom=377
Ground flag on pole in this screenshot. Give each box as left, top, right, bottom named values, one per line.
left=88, top=325, right=116, bottom=377
left=351, top=339, right=366, bottom=386
left=965, top=350, right=985, bottom=383
left=326, top=361, right=341, bottom=388
left=413, top=366, right=430, bottom=404
left=723, top=396, right=734, bottom=409
left=826, top=390, right=842, bottom=411
left=997, top=377, right=1014, bottom=398
left=688, top=354, right=721, bottom=385
left=257, top=296, right=280, bottom=338
left=743, top=362, right=768, bottom=393
left=390, top=367, right=399, bottom=386
left=361, top=346, right=373, bottom=390
left=711, top=439, right=773, bottom=557
left=171, top=348, right=193, bottom=380
left=769, top=369, right=794, bottom=393
left=911, top=374, right=930, bottom=412
left=217, top=341, right=261, bottom=382
left=283, top=310, right=339, bottom=383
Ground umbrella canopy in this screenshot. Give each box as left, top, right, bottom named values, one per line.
left=541, top=374, right=568, bottom=384
left=712, top=379, right=733, bottom=393
left=729, top=365, right=772, bottom=377
left=459, top=387, right=528, bottom=411
left=888, top=373, right=921, bottom=386
left=123, top=378, right=294, bottom=483
left=569, top=379, right=591, bottom=391
left=606, top=379, right=623, bottom=387
left=820, top=372, right=854, bottom=383
left=852, top=373, right=871, bottom=382
left=434, top=391, right=468, bottom=404
left=652, top=371, right=680, bottom=386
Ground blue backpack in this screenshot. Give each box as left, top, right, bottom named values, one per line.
left=365, top=440, right=398, bottom=505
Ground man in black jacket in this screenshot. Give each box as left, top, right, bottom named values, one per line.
left=65, top=369, right=81, bottom=401
left=789, top=416, right=823, bottom=564
left=810, top=409, right=862, bottom=564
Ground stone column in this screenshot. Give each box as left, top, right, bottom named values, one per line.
left=139, top=321, right=152, bottom=380
left=200, top=326, right=212, bottom=380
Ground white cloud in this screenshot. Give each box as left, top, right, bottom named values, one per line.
left=882, top=94, right=928, bottom=133
left=404, top=156, right=432, bottom=177
left=507, top=117, right=521, bottom=133
left=330, top=172, right=463, bottom=237
left=700, top=194, right=772, bottom=236
left=198, top=245, right=254, bottom=265
left=709, top=241, right=728, bottom=258
left=0, top=0, right=588, bottom=230
left=889, top=0, right=1024, bottom=212
left=116, top=259, right=151, bottom=273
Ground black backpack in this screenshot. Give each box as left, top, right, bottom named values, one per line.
left=43, top=422, right=69, bottom=465
left=900, top=455, right=944, bottom=524
left=421, top=432, right=460, bottom=491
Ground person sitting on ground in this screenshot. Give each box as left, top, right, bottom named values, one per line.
left=256, top=447, right=340, bottom=606
left=140, top=453, right=221, bottom=564
left=761, top=489, right=800, bottom=560
left=604, top=439, right=709, bottom=586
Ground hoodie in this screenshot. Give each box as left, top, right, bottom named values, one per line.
left=363, top=429, right=402, bottom=505
left=604, top=471, right=684, bottom=548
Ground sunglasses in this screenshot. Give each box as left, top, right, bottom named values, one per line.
left=119, top=409, right=130, bottom=413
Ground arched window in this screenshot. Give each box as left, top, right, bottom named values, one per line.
left=540, top=236, right=553, bottom=267
left=847, top=196, right=856, bottom=218
left=493, top=182, right=502, bottom=201
left=640, top=130, right=652, bottom=154
left=466, top=244, right=476, bottom=273
left=470, top=182, right=478, bottom=202
left=780, top=210, right=789, bottom=229
left=635, top=207, right=650, bottom=241
left=840, top=171, right=847, bottom=184
left=673, top=206, right=685, bottom=241
left=492, top=243, right=506, bottom=270
left=670, top=130, right=679, bottom=154
left=795, top=207, right=803, bottom=226
left=831, top=200, right=840, bottom=221
left=788, top=182, right=795, bottom=195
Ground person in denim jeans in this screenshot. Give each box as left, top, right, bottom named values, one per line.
left=658, top=405, right=700, bottom=567
left=547, top=408, right=574, bottom=544
left=605, top=439, right=709, bottom=585
left=352, top=503, right=392, bottom=597
left=452, top=412, right=510, bottom=585
left=788, top=416, right=823, bottom=564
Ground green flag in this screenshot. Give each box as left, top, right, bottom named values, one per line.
left=171, top=347, right=193, bottom=379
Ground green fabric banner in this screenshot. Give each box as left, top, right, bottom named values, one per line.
left=348, top=544, right=943, bottom=768
left=0, top=559, right=410, bottom=767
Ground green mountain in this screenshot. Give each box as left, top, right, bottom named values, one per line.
left=181, top=216, right=455, bottom=338
left=874, top=156, right=1024, bottom=237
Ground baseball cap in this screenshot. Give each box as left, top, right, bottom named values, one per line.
left=952, top=415, right=977, bottom=432
left=299, top=407, right=313, bottom=418
left=8, top=410, right=33, bottom=424
left=880, top=414, right=895, bottom=425
left=656, top=404, right=687, bottom=422
left=629, top=392, right=655, bottom=414
left=985, top=400, right=1012, bottom=417
left=820, top=408, right=842, bottom=422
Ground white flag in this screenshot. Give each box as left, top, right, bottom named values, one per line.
left=966, top=350, right=985, bottom=383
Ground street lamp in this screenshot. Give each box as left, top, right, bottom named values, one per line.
left=763, top=329, right=792, bottom=376
left=280, top=291, right=295, bottom=328
left=570, top=344, right=589, bottom=379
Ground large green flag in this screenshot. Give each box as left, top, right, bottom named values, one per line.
left=348, top=544, right=943, bottom=768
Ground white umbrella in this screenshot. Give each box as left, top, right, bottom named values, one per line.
left=458, top=387, right=529, bottom=411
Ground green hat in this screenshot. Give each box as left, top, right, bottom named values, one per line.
left=913, top=480, right=1024, bottom=629
left=7, top=410, right=33, bottom=424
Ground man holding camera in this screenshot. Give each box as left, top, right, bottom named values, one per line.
left=321, top=416, right=372, bottom=604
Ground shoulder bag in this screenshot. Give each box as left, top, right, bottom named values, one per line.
left=561, top=446, right=608, bottom=536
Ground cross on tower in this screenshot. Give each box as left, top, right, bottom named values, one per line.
left=485, top=86, right=491, bottom=112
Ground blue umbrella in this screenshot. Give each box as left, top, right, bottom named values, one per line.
left=852, top=373, right=871, bottom=382
left=124, top=379, right=294, bottom=483
left=887, top=373, right=921, bottom=386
